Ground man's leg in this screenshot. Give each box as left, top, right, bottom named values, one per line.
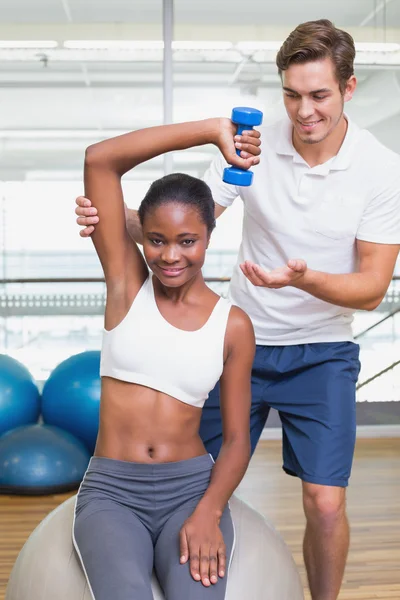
left=265, top=342, right=360, bottom=600
left=302, top=482, right=348, bottom=600
left=199, top=346, right=270, bottom=459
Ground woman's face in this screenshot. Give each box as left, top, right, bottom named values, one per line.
left=142, top=202, right=210, bottom=287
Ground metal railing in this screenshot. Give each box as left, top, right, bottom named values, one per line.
left=0, top=276, right=399, bottom=318
left=1, top=275, right=399, bottom=394
left=357, top=359, right=400, bottom=391
left=355, top=304, right=400, bottom=340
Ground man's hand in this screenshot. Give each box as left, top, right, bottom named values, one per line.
left=179, top=509, right=226, bottom=587
left=216, top=118, right=261, bottom=171
left=240, top=259, right=307, bottom=288
left=75, top=196, right=100, bottom=237
left=75, top=196, right=131, bottom=238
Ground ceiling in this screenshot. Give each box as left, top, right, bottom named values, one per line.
left=0, top=0, right=399, bottom=27
left=0, top=0, right=399, bottom=180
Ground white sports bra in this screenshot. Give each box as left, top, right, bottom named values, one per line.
left=100, top=275, right=232, bottom=408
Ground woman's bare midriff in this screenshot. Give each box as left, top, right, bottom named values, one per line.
left=93, top=377, right=207, bottom=463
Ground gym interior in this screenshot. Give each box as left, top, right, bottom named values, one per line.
left=0, top=1, right=399, bottom=599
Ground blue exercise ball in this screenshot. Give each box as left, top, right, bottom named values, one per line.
left=41, top=351, right=101, bottom=454
left=0, top=354, right=40, bottom=437
left=0, top=424, right=90, bottom=495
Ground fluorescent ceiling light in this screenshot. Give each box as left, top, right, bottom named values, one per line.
left=0, top=40, right=58, bottom=48
left=237, top=41, right=400, bottom=53
left=0, top=130, right=126, bottom=140
left=237, top=41, right=282, bottom=51
left=61, top=40, right=400, bottom=53
left=64, top=40, right=233, bottom=51
left=64, top=40, right=164, bottom=50
left=173, top=41, right=233, bottom=50
left=355, top=42, right=400, bottom=52
left=25, top=170, right=84, bottom=181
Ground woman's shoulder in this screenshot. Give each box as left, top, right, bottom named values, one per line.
left=226, top=305, right=255, bottom=341
left=222, top=305, right=255, bottom=366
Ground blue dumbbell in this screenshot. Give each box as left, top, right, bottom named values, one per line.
left=223, top=106, right=263, bottom=187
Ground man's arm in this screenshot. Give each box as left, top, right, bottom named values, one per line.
left=125, top=207, right=143, bottom=245
left=296, top=241, right=399, bottom=310
left=240, top=241, right=399, bottom=311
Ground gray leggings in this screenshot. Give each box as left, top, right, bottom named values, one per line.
left=73, top=454, right=235, bottom=600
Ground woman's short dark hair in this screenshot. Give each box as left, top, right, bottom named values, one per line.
left=138, top=173, right=216, bottom=234
left=276, top=19, right=355, bottom=94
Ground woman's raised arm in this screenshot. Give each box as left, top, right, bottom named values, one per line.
left=84, top=118, right=259, bottom=284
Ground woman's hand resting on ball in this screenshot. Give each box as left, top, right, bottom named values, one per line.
left=179, top=506, right=227, bottom=587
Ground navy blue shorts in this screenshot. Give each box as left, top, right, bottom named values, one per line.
left=199, top=342, right=361, bottom=488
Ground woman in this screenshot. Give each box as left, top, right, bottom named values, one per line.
left=73, top=118, right=258, bottom=600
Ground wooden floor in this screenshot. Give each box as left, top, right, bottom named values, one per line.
left=1, top=438, right=399, bottom=600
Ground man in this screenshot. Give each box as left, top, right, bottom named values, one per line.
left=75, top=19, right=400, bottom=600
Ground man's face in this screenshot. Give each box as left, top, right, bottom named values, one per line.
left=282, top=57, right=356, bottom=145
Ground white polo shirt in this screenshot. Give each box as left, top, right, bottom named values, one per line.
left=204, top=116, right=400, bottom=345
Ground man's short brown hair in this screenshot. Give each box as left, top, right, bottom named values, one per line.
left=276, top=19, right=355, bottom=93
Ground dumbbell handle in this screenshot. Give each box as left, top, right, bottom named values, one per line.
left=235, top=124, right=254, bottom=157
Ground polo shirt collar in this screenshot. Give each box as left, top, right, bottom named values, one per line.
left=275, top=114, right=359, bottom=173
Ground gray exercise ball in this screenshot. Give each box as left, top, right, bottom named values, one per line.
left=6, top=494, right=304, bottom=600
